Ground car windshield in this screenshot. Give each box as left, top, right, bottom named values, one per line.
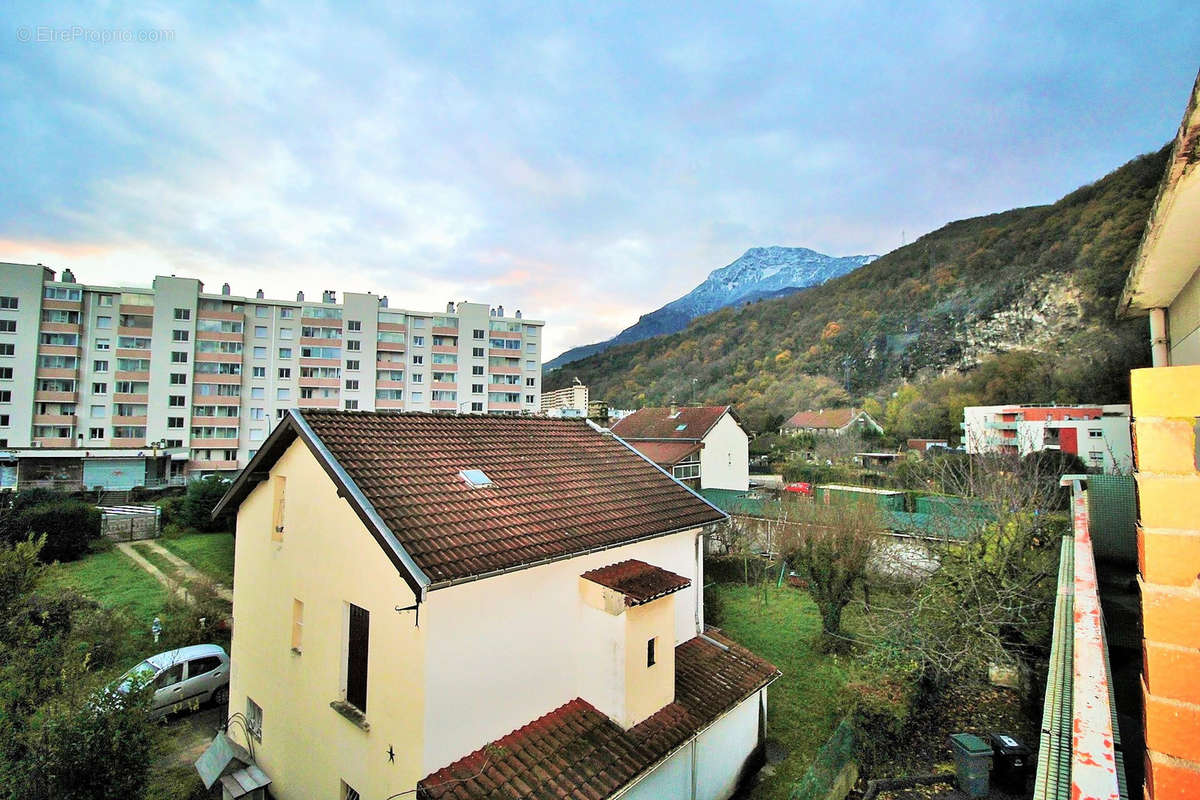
left=116, top=660, right=157, bottom=693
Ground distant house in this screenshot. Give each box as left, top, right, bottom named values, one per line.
left=780, top=407, right=883, bottom=437
left=213, top=410, right=778, bottom=800
left=611, top=405, right=750, bottom=491
left=906, top=438, right=949, bottom=452
left=960, top=404, right=1132, bottom=473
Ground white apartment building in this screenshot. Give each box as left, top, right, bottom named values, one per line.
left=539, top=377, right=588, bottom=417
left=961, top=403, right=1132, bottom=473
left=0, top=262, right=543, bottom=487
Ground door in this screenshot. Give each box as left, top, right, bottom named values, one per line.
left=150, top=663, right=185, bottom=715
left=185, top=654, right=226, bottom=701
left=346, top=605, right=370, bottom=713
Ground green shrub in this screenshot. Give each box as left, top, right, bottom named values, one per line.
left=705, top=555, right=773, bottom=585
left=847, top=671, right=918, bottom=776
left=2, top=501, right=101, bottom=563
left=703, top=584, right=725, bottom=627
left=178, top=476, right=234, bottom=533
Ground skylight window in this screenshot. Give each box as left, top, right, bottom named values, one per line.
left=459, top=469, right=493, bottom=488
left=675, top=424, right=688, bottom=431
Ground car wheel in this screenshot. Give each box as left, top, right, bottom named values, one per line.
left=212, top=685, right=229, bottom=708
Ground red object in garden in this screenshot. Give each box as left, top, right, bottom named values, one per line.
left=784, top=482, right=813, bottom=495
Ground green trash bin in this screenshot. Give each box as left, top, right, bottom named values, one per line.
left=949, top=733, right=992, bottom=798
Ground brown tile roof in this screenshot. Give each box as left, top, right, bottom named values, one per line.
left=611, top=406, right=733, bottom=441
left=580, top=559, right=692, bottom=606
left=626, top=440, right=703, bottom=467
left=221, top=411, right=726, bottom=588
left=783, top=407, right=859, bottom=430
left=417, top=630, right=780, bottom=799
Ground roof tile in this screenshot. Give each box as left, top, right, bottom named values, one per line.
left=580, top=559, right=691, bottom=606
left=610, top=406, right=731, bottom=441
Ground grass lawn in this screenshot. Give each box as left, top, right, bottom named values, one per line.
left=160, top=532, right=234, bottom=586
left=711, top=583, right=883, bottom=800
left=41, top=547, right=169, bottom=628
left=132, top=543, right=184, bottom=583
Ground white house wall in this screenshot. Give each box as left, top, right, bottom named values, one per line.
left=620, top=743, right=692, bottom=800
left=419, top=529, right=704, bottom=776
left=699, top=413, right=749, bottom=491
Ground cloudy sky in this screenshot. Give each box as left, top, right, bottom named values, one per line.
left=2, top=2, right=1198, bottom=358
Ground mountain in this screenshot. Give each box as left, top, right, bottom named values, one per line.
left=544, top=247, right=877, bottom=370
left=544, top=146, right=1169, bottom=440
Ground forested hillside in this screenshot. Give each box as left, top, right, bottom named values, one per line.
left=545, top=146, right=1169, bottom=439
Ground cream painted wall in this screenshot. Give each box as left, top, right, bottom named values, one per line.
left=228, top=438, right=425, bottom=800
left=623, top=598, right=676, bottom=727
left=699, top=413, right=750, bottom=491
left=1170, top=267, right=1200, bottom=365
left=419, top=528, right=704, bottom=775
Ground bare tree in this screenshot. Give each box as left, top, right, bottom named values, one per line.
left=775, top=497, right=880, bottom=652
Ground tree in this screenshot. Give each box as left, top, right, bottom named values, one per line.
left=1, top=501, right=100, bottom=562
left=179, top=475, right=235, bottom=532
left=775, top=497, right=880, bottom=652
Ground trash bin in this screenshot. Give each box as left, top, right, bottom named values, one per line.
left=949, top=733, right=993, bottom=798
left=989, top=732, right=1033, bottom=793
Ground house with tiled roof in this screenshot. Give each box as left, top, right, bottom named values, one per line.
left=780, top=407, right=882, bottom=437
left=610, top=405, right=750, bottom=491
left=213, top=410, right=779, bottom=800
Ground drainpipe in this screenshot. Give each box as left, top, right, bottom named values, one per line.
left=1150, top=308, right=1169, bottom=367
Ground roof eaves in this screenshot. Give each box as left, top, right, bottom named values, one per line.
left=212, top=414, right=301, bottom=518
left=288, top=410, right=432, bottom=600
left=590, top=419, right=728, bottom=520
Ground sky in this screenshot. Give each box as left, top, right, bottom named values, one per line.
left=1, top=2, right=1198, bottom=359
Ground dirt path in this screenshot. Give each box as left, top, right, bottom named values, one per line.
left=115, top=541, right=234, bottom=604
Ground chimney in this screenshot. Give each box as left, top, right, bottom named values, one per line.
left=61, top=268, right=76, bottom=283
left=669, top=400, right=679, bottom=416
left=296, top=291, right=305, bottom=302
left=322, top=290, right=336, bottom=304
left=256, top=289, right=264, bottom=299
left=497, top=304, right=504, bottom=317
left=380, top=295, right=388, bottom=308
left=446, top=301, right=454, bottom=313
left=221, top=282, right=231, bottom=295
left=515, top=309, right=522, bottom=319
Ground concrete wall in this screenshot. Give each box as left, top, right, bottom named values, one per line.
left=419, top=528, right=704, bottom=775
left=1129, top=365, right=1200, bottom=796
left=228, top=438, right=425, bottom=800
left=700, top=412, right=750, bottom=491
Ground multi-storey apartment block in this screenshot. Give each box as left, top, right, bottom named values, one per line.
left=961, top=403, right=1132, bottom=473
left=0, top=263, right=543, bottom=488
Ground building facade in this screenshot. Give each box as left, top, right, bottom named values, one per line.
left=0, top=263, right=543, bottom=481
left=961, top=404, right=1133, bottom=473
left=540, top=377, right=588, bottom=417
left=611, top=405, right=750, bottom=491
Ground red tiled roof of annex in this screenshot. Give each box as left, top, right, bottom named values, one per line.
left=298, top=411, right=726, bottom=583
left=581, top=559, right=691, bottom=606
left=610, top=405, right=731, bottom=441
left=626, top=439, right=703, bottom=467
left=783, top=407, right=860, bottom=430
left=417, top=630, right=780, bottom=799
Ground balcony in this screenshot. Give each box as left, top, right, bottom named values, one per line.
left=42, top=298, right=81, bottom=311
left=376, top=380, right=404, bottom=389
left=299, top=377, right=340, bottom=388
left=192, top=372, right=241, bottom=384
left=112, top=415, right=149, bottom=426
left=490, top=363, right=521, bottom=375
left=196, top=330, right=242, bottom=342
left=298, top=396, right=339, bottom=408
left=115, top=370, right=151, bottom=383
left=191, top=437, right=240, bottom=449
left=116, top=325, right=153, bottom=338
left=377, top=322, right=406, bottom=333
left=298, top=357, right=339, bottom=368
left=191, top=416, right=240, bottom=427
left=188, top=459, right=239, bottom=471
left=193, top=393, right=241, bottom=405
left=109, top=437, right=147, bottom=448
left=34, top=390, right=78, bottom=403
left=39, top=322, right=81, bottom=334
left=489, top=401, right=520, bottom=412
left=33, top=413, right=76, bottom=425
left=113, top=392, right=150, bottom=404
left=36, top=367, right=78, bottom=380
left=431, top=400, right=457, bottom=411
left=32, top=437, right=74, bottom=447
left=197, top=309, right=243, bottom=322
left=376, top=339, right=405, bottom=353
left=375, top=398, right=405, bottom=409
left=195, top=351, right=242, bottom=363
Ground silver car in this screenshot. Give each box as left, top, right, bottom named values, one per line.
left=118, top=643, right=230, bottom=718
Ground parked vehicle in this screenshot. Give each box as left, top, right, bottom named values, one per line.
left=116, top=643, right=229, bottom=719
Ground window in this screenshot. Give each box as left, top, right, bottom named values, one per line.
left=249, top=428, right=264, bottom=441
left=0, top=320, right=14, bottom=333
left=647, top=637, right=656, bottom=667
left=153, top=663, right=184, bottom=690
left=280, top=308, right=295, bottom=319
left=345, top=379, right=359, bottom=390
left=346, top=359, right=359, bottom=371
left=0, top=390, right=9, bottom=402
left=279, top=328, right=293, bottom=340
left=672, top=456, right=701, bottom=481
left=411, top=373, right=423, bottom=383
left=471, top=402, right=483, bottom=412
left=96, top=316, right=112, bottom=329
left=173, top=308, right=190, bottom=320
left=411, top=391, right=424, bottom=402
left=187, top=655, right=222, bottom=679
left=169, top=395, right=185, bottom=407
left=346, top=604, right=370, bottom=712
left=0, top=415, right=8, bottom=427
left=250, top=408, right=265, bottom=420
left=0, top=296, right=17, bottom=309
left=277, top=388, right=290, bottom=400
left=346, top=339, right=361, bottom=351
left=347, top=320, right=361, bottom=331
left=170, top=373, right=187, bottom=385
left=94, top=294, right=112, bottom=307
left=255, top=325, right=267, bottom=338
left=343, top=782, right=361, bottom=800
left=344, top=399, right=359, bottom=410
left=246, top=698, right=262, bottom=741
left=0, top=344, right=12, bottom=357
left=472, top=383, right=483, bottom=394
left=472, top=365, right=484, bottom=376
left=412, top=355, right=423, bottom=366
left=278, top=347, right=292, bottom=359
left=90, top=404, right=106, bottom=418
left=525, top=395, right=535, bottom=404
left=252, top=366, right=266, bottom=378
left=251, top=387, right=265, bottom=399
left=44, top=286, right=82, bottom=301
left=253, top=346, right=267, bottom=359
left=526, top=343, right=536, bottom=353
left=1088, top=429, right=1103, bottom=438
left=278, top=367, right=291, bottom=379
left=1089, top=450, right=1104, bottom=462
left=172, top=329, right=189, bottom=342
left=473, top=328, right=485, bottom=340
left=89, top=427, right=104, bottom=439
left=167, top=417, right=184, bottom=428
left=472, top=347, right=484, bottom=357
left=412, top=318, right=425, bottom=329
left=93, top=359, right=109, bottom=372
left=413, top=336, right=424, bottom=347
left=291, top=599, right=304, bottom=652
left=93, top=382, right=107, bottom=394
left=526, top=377, right=536, bottom=387
left=0, top=368, right=10, bottom=380
left=525, top=360, right=536, bottom=370
left=255, top=306, right=269, bottom=318
left=171, top=351, right=188, bottom=363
